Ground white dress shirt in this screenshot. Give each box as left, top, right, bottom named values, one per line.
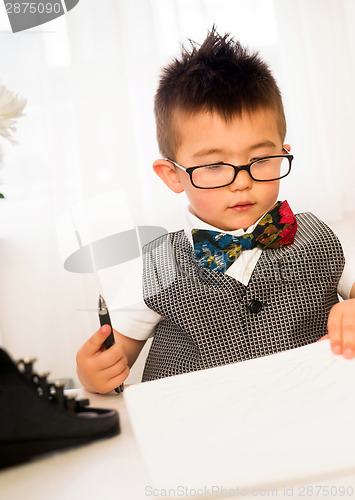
left=113, top=207, right=355, bottom=341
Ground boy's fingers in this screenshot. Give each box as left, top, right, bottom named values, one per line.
left=96, top=343, right=125, bottom=370
left=82, top=325, right=113, bottom=356
left=96, top=365, right=130, bottom=394
left=106, top=366, right=130, bottom=391
left=341, top=319, right=355, bottom=359
left=327, top=304, right=342, bottom=355
left=99, top=354, right=129, bottom=380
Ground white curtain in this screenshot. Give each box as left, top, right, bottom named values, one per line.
left=0, top=0, right=354, bottom=383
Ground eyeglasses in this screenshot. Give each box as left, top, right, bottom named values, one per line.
left=165, top=148, right=293, bottom=189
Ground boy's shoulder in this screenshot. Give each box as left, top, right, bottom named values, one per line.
left=142, top=229, right=186, bottom=253
left=294, top=211, right=336, bottom=234
left=293, top=212, right=343, bottom=252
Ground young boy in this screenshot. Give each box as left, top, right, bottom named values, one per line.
left=76, top=29, right=355, bottom=393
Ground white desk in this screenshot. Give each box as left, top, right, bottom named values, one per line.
left=1, top=384, right=355, bottom=500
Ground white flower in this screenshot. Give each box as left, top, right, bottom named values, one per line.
left=0, top=82, right=26, bottom=144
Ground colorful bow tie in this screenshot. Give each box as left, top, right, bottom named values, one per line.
left=192, top=200, right=297, bottom=273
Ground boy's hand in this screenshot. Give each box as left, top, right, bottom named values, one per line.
left=76, top=325, right=130, bottom=394
left=320, top=299, right=355, bottom=359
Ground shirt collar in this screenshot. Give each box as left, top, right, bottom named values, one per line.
left=184, top=206, right=263, bottom=247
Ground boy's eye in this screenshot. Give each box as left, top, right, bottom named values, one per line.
left=205, top=164, right=224, bottom=170
left=254, top=158, right=269, bottom=165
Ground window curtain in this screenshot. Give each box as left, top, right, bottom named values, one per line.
left=0, top=0, right=354, bottom=382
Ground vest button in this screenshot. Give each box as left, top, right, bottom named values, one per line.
left=249, top=299, right=263, bottom=314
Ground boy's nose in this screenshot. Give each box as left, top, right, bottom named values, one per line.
left=229, top=169, right=253, bottom=191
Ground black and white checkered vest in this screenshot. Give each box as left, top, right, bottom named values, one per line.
left=141, top=212, right=345, bottom=382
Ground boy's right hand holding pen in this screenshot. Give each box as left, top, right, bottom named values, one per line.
left=76, top=326, right=130, bottom=394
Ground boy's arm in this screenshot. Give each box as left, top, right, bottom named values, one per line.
left=326, top=281, right=355, bottom=359
left=114, top=329, right=147, bottom=367
left=76, top=325, right=146, bottom=394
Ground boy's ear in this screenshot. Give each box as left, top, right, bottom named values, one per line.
left=283, top=144, right=291, bottom=153
left=153, top=159, right=185, bottom=193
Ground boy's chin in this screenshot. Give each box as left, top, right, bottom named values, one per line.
left=220, top=211, right=259, bottom=232
left=218, top=218, right=257, bottom=232
left=192, top=207, right=259, bottom=232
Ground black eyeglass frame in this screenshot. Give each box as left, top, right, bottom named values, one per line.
left=165, top=148, right=293, bottom=189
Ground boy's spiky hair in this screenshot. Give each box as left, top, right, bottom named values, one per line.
left=154, top=28, right=286, bottom=159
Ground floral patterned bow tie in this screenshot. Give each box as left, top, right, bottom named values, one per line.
left=192, top=200, right=297, bottom=273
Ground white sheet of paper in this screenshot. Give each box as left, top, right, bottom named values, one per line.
left=124, top=340, right=355, bottom=492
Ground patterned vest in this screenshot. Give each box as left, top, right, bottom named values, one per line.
left=141, top=213, right=345, bottom=382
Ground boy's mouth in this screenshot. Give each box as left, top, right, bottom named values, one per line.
left=229, top=201, right=255, bottom=212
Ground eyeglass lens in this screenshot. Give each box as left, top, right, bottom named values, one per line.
left=192, top=156, right=290, bottom=188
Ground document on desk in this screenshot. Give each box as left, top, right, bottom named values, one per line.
left=124, top=340, right=355, bottom=492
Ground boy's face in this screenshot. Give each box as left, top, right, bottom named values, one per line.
left=154, top=108, right=289, bottom=231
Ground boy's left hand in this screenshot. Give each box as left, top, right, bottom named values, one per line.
left=320, top=298, right=355, bottom=359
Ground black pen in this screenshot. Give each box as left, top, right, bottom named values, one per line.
left=98, top=294, right=124, bottom=393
